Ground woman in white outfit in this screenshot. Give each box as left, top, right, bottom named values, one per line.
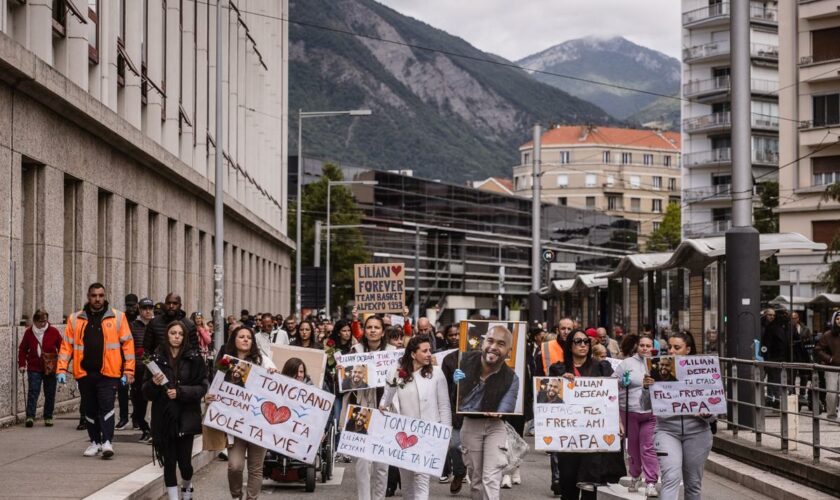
left=380, top=336, right=452, bottom=500
left=342, top=315, right=395, bottom=500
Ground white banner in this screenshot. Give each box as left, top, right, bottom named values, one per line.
left=337, top=405, right=452, bottom=476
left=534, top=377, right=621, bottom=453
left=648, top=355, right=727, bottom=415
left=203, top=356, right=335, bottom=464
left=433, top=348, right=458, bottom=366
left=335, top=349, right=405, bottom=392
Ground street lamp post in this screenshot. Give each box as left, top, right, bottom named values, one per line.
left=326, top=180, right=377, bottom=317
left=295, top=109, right=371, bottom=318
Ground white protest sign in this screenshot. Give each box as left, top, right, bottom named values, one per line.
left=337, top=405, right=452, bottom=476
left=605, top=357, right=623, bottom=372
left=534, top=377, right=621, bottom=453
left=648, top=355, right=727, bottom=415
left=335, top=349, right=405, bottom=392
left=389, top=315, right=406, bottom=327
left=433, top=348, right=458, bottom=366
left=203, top=356, right=335, bottom=463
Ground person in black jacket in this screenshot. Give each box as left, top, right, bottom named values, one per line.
left=144, top=293, right=198, bottom=356
left=143, top=320, right=208, bottom=500
left=761, top=308, right=790, bottom=407
left=548, top=329, right=624, bottom=500
left=440, top=326, right=467, bottom=493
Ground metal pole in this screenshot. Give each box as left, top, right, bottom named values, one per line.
left=529, top=124, right=543, bottom=324
left=314, top=220, right=321, bottom=267
left=325, top=183, right=331, bottom=317
left=725, top=0, right=760, bottom=427
left=212, top=0, right=225, bottom=350
left=295, top=110, right=302, bottom=318
left=414, top=225, right=420, bottom=324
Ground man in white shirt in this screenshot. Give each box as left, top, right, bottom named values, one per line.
left=255, top=313, right=289, bottom=362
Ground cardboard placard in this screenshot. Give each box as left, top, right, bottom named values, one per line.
left=337, top=404, right=452, bottom=476
left=647, top=355, right=727, bottom=415
left=534, top=377, right=621, bottom=452
left=456, top=321, right=526, bottom=415
left=271, top=344, right=327, bottom=387
left=203, top=356, right=335, bottom=464
left=335, top=349, right=405, bottom=392
left=354, top=263, right=405, bottom=314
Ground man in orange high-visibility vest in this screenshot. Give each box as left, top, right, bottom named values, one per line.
left=58, top=283, right=135, bottom=459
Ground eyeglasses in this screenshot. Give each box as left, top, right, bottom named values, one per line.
left=572, top=338, right=591, bottom=346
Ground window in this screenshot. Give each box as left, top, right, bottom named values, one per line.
left=606, top=175, right=615, bottom=186
left=812, top=27, right=840, bottom=63
left=607, top=195, right=621, bottom=211
left=652, top=176, right=662, bottom=190
left=585, top=174, right=597, bottom=187
left=813, top=156, right=840, bottom=186
left=559, top=151, right=570, bottom=164
left=523, top=153, right=531, bottom=165
left=556, top=174, right=569, bottom=188
left=630, top=198, right=641, bottom=212
left=630, top=175, right=641, bottom=188
left=119, top=0, right=126, bottom=44
left=52, top=0, right=67, bottom=37
left=603, top=151, right=611, bottom=164
left=586, top=196, right=596, bottom=209
left=644, top=154, right=654, bottom=166
left=652, top=199, right=663, bottom=212
left=813, top=220, right=840, bottom=245
left=88, top=0, right=99, bottom=64
left=668, top=178, right=677, bottom=191
left=664, top=155, right=672, bottom=167
left=621, top=152, right=632, bottom=164
left=557, top=197, right=567, bottom=206
left=652, top=222, right=661, bottom=232
left=813, top=93, right=840, bottom=127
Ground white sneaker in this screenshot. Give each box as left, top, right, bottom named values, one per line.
left=101, top=440, right=114, bottom=459
left=645, top=483, right=659, bottom=497
left=83, top=441, right=101, bottom=457
left=501, top=474, right=512, bottom=489
left=627, top=477, right=641, bottom=492
left=511, top=468, right=521, bottom=485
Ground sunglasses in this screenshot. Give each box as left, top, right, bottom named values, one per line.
left=573, top=338, right=591, bottom=346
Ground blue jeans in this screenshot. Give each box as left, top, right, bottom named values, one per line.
left=26, top=371, right=57, bottom=419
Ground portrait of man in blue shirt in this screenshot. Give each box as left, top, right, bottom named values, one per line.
left=457, top=325, right=520, bottom=414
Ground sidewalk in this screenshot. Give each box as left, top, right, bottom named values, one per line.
left=0, top=412, right=209, bottom=500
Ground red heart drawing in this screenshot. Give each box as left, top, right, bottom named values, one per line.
left=712, top=373, right=721, bottom=380
left=261, top=402, right=291, bottom=425
left=391, top=265, right=403, bottom=276
left=395, top=431, right=419, bottom=450
left=679, top=359, right=688, bottom=366
left=708, top=397, right=722, bottom=405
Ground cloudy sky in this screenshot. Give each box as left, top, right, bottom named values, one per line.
left=376, top=0, right=682, bottom=61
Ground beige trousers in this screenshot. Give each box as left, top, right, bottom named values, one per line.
left=227, top=437, right=268, bottom=499
left=460, top=417, right=508, bottom=500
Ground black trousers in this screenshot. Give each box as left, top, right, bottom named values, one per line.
left=131, top=364, right=149, bottom=431
left=557, top=453, right=595, bottom=500
left=387, top=465, right=401, bottom=491
left=79, top=373, right=119, bottom=444
left=162, top=434, right=195, bottom=487
left=117, top=383, right=129, bottom=421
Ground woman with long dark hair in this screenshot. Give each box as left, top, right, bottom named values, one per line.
left=281, top=357, right=312, bottom=385
left=290, top=319, right=322, bottom=349
left=642, top=331, right=713, bottom=500
left=379, top=336, right=451, bottom=499
left=143, top=320, right=208, bottom=500
left=343, top=315, right=395, bottom=500
left=549, top=329, right=625, bottom=499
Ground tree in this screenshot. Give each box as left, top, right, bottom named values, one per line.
left=288, top=164, right=370, bottom=313
left=819, top=182, right=840, bottom=293
left=755, top=181, right=779, bottom=303
left=646, top=202, right=681, bottom=252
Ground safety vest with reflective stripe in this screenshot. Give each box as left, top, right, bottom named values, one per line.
left=541, top=339, right=564, bottom=375
left=57, top=307, right=135, bottom=379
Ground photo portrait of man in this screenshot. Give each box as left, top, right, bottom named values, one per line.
left=223, top=358, right=252, bottom=388
left=537, top=377, right=564, bottom=404
left=648, top=357, right=677, bottom=382
left=341, top=364, right=369, bottom=391
left=458, top=324, right=521, bottom=414
left=344, top=406, right=371, bottom=434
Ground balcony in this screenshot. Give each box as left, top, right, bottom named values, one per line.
left=799, top=56, right=840, bottom=84
left=751, top=113, right=779, bottom=131
left=682, top=77, right=778, bottom=100
left=752, top=149, right=779, bottom=166
left=799, top=0, right=840, bottom=20
left=683, top=148, right=732, bottom=168
left=684, top=40, right=730, bottom=63
left=684, top=112, right=731, bottom=134
left=682, top=184, right=732, bottom=203
left=799, top=120, right=840, bottom=147
left=684, top=220, right=732, bottom=238
left=682, top=2, right=778, bottom=28
left=751, top=43, right=779, bottom=62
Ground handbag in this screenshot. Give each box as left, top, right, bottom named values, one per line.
left=202, top=424, right=228, bottom=451
left=42, top=352, right=58, bottom=376
left=500, top=421, right=529, bottom=475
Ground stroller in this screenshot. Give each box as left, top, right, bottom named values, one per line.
left=263, top=418, right=337, bottom=492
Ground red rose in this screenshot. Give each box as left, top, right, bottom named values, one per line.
left=326, top=339, right=335, bottom=347
left=219, top=358, right=231, bottom=366
left=397, top=369, right=408, bottom=379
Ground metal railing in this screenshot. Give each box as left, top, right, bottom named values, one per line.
left=684, top=40, right=730, bottom=62
left=683, top=148, right=732, bottom=167
left=682, top=183, right=732, bottom=202
left=718, top=358, right=840, bottom=464
left=683, top=219, right=732, bottom=237
left=682, top=2, right=777, bottom=26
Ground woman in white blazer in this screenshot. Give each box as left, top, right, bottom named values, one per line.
left=380, top=336, right=452, bottom=500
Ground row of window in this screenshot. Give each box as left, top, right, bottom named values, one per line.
left=561, top=195, right=670, bottom=214
left=524, top=151, right=675, bottom=167
left=546, top=174, right=678, bottom=190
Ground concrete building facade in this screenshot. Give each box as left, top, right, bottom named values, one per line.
left=681, top=0, right=780, bottom=238
left=0, top=0, right=292, bottom=423
left=512, top=125, right=681, bottom=246
left=777, top=0, right=840, bottom=297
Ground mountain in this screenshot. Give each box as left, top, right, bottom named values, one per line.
left=516, top=36, right=680, bottom=127
left=288, top=0, right=618, bottom=182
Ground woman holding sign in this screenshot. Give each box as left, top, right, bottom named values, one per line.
left=342, top=315, right=397, bottom=500
left=642, top=331, right=714, bottom=500
left=143, top=321, right=208, bottom=500
left=549, top=329, right=624, bottom=500
left=379, top=336, right=452, bottom=500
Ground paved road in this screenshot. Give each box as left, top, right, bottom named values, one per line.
left=182, top=443, right=773, bottom=500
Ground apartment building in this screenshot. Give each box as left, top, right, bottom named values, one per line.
left=681, top=0, right=780, bottom=238
left=512, top=125, right=681, bottom=245
left=0, top=0, right=292, bottom=419
left=777, top=0, right=840, bottom=296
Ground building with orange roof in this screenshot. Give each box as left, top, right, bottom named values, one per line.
left=513, top=124, right=682, bottom=245
left=471, top=177, right=515, bottom=196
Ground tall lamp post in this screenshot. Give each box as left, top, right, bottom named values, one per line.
left=295, top=109, right=372, bottom=317
left=326, top=180, right=378, bottom=317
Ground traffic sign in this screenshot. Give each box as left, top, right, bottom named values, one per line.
left=541, top=249, right=556, bottom=263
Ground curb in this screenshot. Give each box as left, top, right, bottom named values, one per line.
left=83, top=437, right=217, bottom=500
left=704, top=451, right=836, bottom=500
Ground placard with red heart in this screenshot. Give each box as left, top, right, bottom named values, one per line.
left=261, top=402, right=291, bottom=425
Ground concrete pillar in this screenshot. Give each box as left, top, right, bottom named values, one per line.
left=142, top=0, right=163, bottom=142
left=193, top=0, right=208, bottom=175
left=224, top=242, right=233, bottom=316
left=232, top=246, right=241, bottom=314
left=184, top=226, right=199, bottom=315
left=629, top=280, right=639, bottom=335
left=97, top=0, right=118, bottom=111
left=689, top=272, right=705, bottom=352
left=107, top=194, right=127, bottom=308
left=0, top=145, right=13, bottom=328
left=179, top=0, right=195, bottom=166
left=169, top=220, right=185, bottom=297
left=60, top=0, right=88, bottom=89
left=161, top=0, right=180, bottom=155
left=148, top=212, right=168, bottom=302
left=121, top=0, right=142, bottom=128
left=206, top=1, right=217, bottom=181
left=133, top=205, right=150, bottom=298
left=201, top=232, right=213, bottom=314
left=29, top=0, right=52, bottom=64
